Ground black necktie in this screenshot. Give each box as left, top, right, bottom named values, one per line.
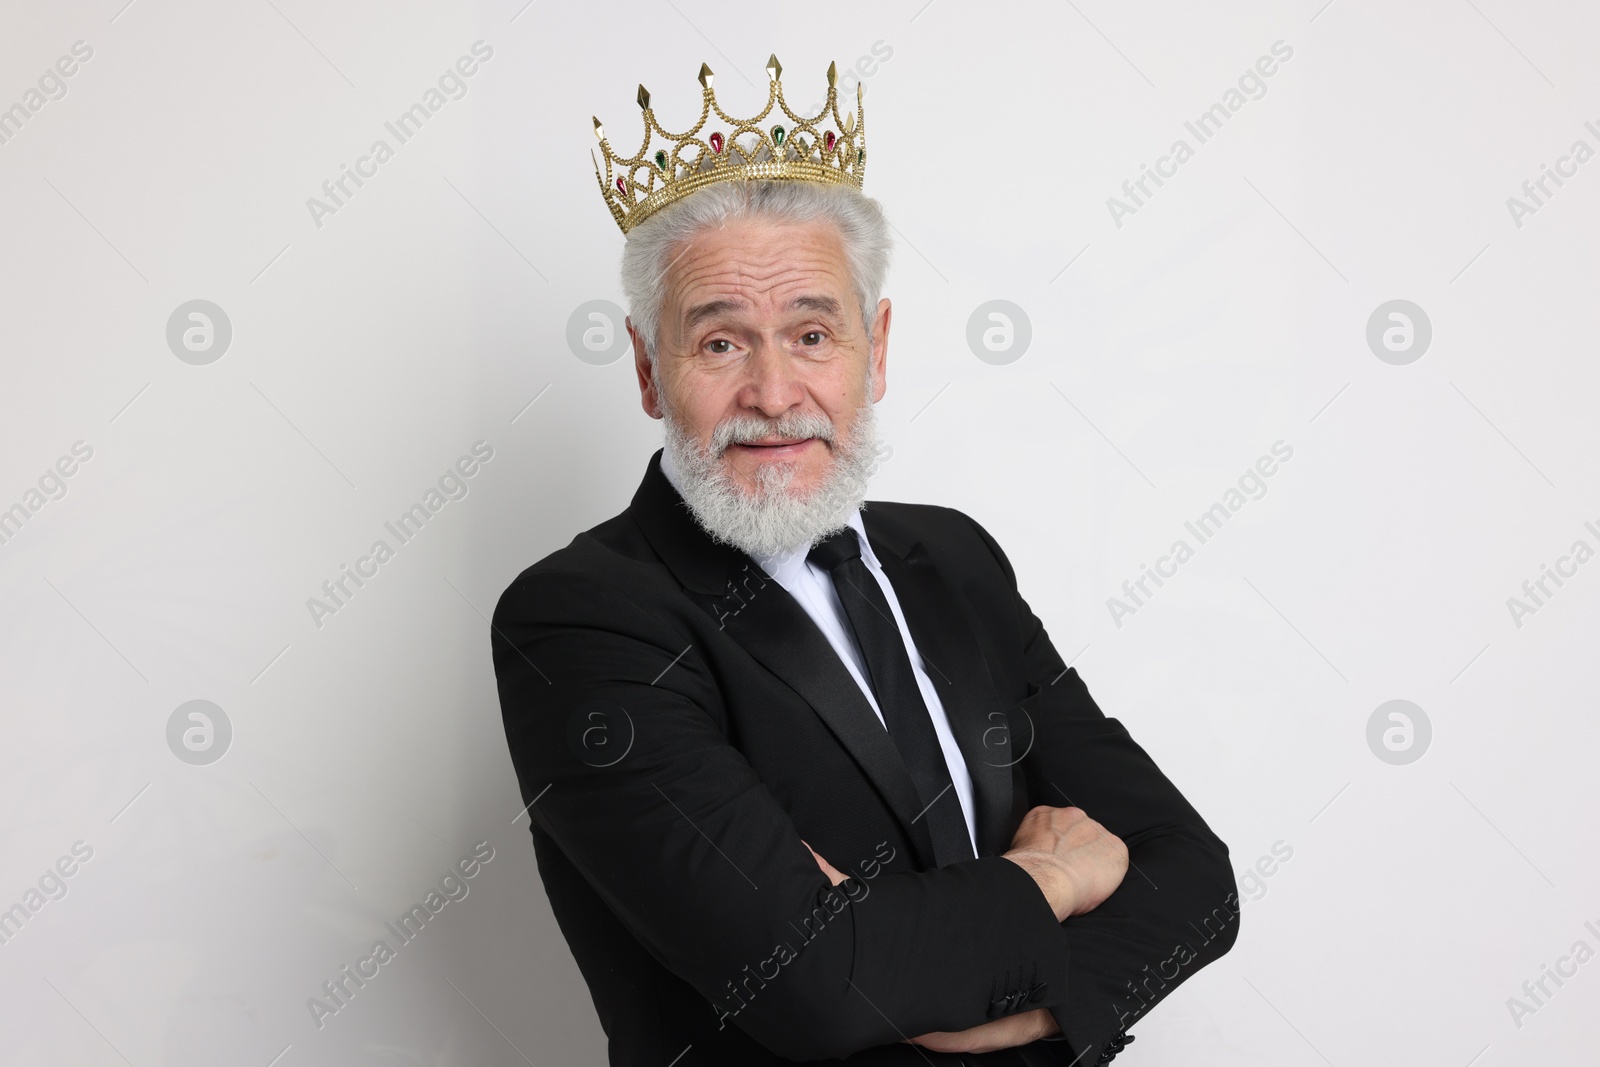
left=808, top=529, right=975, bottom=865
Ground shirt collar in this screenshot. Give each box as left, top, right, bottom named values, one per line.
left=756, top=507, right=875, bottom=582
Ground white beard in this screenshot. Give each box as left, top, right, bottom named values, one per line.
left=658, top=373, right=885, bottom=560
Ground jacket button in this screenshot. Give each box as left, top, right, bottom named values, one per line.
left=1095, top=1032, right=1134, bottom=1064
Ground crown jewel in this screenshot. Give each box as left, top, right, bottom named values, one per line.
left=591, top=54, right=867, bottom=234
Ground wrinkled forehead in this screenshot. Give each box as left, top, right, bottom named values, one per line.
left=661, top=217, right=856, bottom=324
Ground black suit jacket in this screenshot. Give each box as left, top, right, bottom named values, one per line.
left=492, top=452, right=1238, bottom=1065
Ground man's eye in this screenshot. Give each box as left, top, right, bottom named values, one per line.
left=706, top=339, right=732, bottom=354
left=800, top=331, right=824, bottom=346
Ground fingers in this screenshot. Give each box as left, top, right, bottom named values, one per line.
left=907, top=1010, right=1054, bottom=1054
left=1012, top=804, right=1110, bottom=850
left=801, top=840, right=848, bottom=887
left=1006, top=804, right=1130, bottom=918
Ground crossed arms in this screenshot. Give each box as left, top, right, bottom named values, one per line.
left=808, top=803, right=1132, bottom=1055
left=492, top=516, right=1238, bottom=1062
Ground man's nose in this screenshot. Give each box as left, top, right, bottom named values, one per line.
left=738, top=341, right=803, bottom=417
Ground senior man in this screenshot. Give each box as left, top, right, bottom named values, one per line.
left=493, top=58, right=1237, bottom=1066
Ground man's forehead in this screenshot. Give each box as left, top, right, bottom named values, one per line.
left=670, top=219, right=844, bottom=278
left=666, top=226, right=853, bottom=323
left=683, top=293, right=844, bottom=329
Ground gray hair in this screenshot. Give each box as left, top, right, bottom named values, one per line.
left=619, top=180, right=893, bottom=362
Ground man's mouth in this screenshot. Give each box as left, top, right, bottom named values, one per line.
left=727, top=437, right=820, bottom=458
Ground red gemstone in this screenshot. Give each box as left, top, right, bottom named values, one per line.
left=825, top=131, right=836, bottom=151
left=615, top=176, right=626, bottom=194
left=709, top=131, right=724, bottom=153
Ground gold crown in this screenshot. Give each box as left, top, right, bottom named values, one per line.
left=592, top=55, right=866, bottom=234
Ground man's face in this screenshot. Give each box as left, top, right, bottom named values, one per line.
left=630, top=216, right=891, bottom=498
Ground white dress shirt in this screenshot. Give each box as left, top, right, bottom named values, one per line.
left=659, top=451, right=980, bottom=854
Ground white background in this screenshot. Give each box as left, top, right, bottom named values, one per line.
left=2, top=0, right=1597, bottom=1064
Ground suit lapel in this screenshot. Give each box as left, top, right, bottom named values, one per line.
left=868, top=522, right=1017, bottom=859
left=716, top=587, right=939, bottom=869
left=627, top=452, right=938, bottom=869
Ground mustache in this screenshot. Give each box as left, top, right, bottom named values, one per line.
left=710, top=411, right=838, bottom=455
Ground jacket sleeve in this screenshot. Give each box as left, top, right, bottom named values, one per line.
left=492, top=566, right=1075, bottom=1062
left=966, top=517, right=1240, bottom=1065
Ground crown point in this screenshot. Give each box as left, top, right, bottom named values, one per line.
left=843, top=111, right=855, bottom=134
left=698, top=62, right=714, bottom=89
left=592, top=116, right=605, bottom=140
left=827, top=61, right=837, bottom=87
left=636, top=84, right=651, bottom=109
left=766, top=54, right=782, bottom=81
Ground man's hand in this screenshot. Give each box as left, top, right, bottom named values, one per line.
left=908, top=1008, right=1059, bottom=1053
left=807, top=831, right=1091, bottom=1053
left=1003, top=805, right=1128, bottom=922
left=803, top=841, right=847, bottom=886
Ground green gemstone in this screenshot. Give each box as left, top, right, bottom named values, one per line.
left=857, top=148, right=863, bottom=163
left=771, top=125, right=786, bottom=145
left=654, top=149, right=668, bottom=170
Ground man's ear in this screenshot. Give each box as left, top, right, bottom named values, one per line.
left=869, top=298, right=891, bottom=403
left=629, top=318, right=663, bottom=420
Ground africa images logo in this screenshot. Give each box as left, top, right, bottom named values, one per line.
left=1106, top=441, right=1294, bottom=627
left=304, top=41, right=494, bottom=229
left=306, top=841, right=496, bottom=1030
left=306, top=441, right=494, bottom=629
